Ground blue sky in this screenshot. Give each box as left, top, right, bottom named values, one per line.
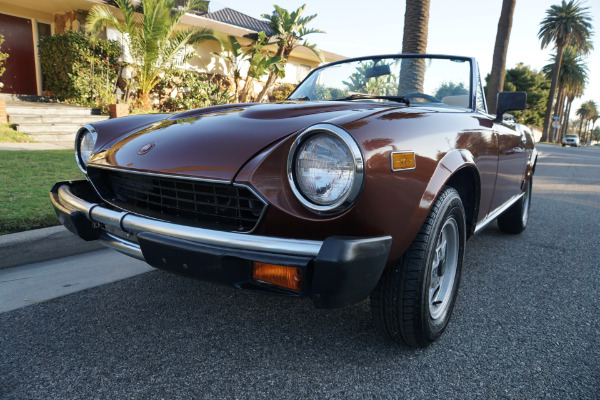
left=213, top=0, right=599, bottom=113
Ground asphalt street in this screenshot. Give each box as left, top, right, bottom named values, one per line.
left=1, top=143, right=599, bottom=399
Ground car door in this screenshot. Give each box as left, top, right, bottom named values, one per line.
left=489, top=121, right=528, bottom=211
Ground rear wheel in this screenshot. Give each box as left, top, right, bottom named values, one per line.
left=497, top=177, right=532, bottom=234
left=370, top=187, right=466, bottom=347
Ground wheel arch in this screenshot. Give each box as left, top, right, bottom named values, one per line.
left=418, top=149, right=481, bottom=239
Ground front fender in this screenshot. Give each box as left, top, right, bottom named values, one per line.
left=411, top=149, right=480, bottom=237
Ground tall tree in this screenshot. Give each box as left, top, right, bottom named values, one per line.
left=542, top=46, right=588, bottom=140
left=238, top=32, right=283, bottom=103
left=486, top=0, right=517, bottom=114
left=398, top=0, right=430, bottom=94
left=485, top=63, right=550, bottom=126
left=86, top=0, right=216, bottom=109
left=254, top=4, right=323, bottom=103
left=576, top=100, right=594, bottom=136
left=537, top=0, right=593, bottom=141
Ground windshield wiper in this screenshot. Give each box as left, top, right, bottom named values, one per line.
left=332, top=94, right=410, bottom=106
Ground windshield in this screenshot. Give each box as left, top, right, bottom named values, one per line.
left=289, top=55, right=473, bottom=108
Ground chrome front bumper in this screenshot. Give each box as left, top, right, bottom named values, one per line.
left=50, top=180, right=392, bottom=308
left=54, top=183, right=323, bottom=259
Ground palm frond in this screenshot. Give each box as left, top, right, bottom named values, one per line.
left=86, top=5, right=123, bottom=34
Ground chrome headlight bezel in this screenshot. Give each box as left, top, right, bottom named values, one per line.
left=287, top=124, right=365, bottom=214
left=74, top=125, right=97, bottom=173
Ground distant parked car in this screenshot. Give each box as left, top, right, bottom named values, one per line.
left=51, top=54, right=536, bottom=347
left=562, top=134, right=580, bottom=147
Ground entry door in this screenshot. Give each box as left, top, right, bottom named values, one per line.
left=489, top=123, right=529, bottom=211
left=0, top=13, right=37, bottom=95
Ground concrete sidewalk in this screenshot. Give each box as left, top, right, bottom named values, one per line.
left=0, top=226, right=104, bottom=270
left=0, top=142, right=70, bottom=150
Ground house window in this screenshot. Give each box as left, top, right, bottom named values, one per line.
left=296, top=64, right=311, bottom=82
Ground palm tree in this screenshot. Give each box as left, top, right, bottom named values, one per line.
left=254, top=4, right=324, bottom=103
left=582, top=101, right=598, bottom=143
left=486, top=0, right=517, bottom=114
left=576, top=100, right=594, bottom=136
left=86, top=0, right=217, bottom=109
left=542, top=46, right=588, bottom=141
left=238, top=32, right=283, bottom=103
left=398, top=0, right=430, bottom=94
left=537, top=0, right=593, bottom=142
left=212, top=36, right=245, bottom=100
left=560, top=79, right=584, bottom=138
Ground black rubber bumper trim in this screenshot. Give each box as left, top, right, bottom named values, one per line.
left=50, top=180, right=102, bottom=241
left=311, top=236, right=392, bottom=309
left=137, top=232, right=313, bottom=296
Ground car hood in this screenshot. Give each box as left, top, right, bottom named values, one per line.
left=89, top=101, right=405, bottom=181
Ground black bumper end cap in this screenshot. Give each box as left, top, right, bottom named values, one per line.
left=49, top=182, right=101, bottom=241
left=311, top=236, right=392, bottom=309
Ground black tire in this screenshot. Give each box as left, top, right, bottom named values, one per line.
left=497, top=177, right=532, bottom=234
left=562, top=144, right=566, bottom=147
left=370, top=187, right=466, bottom=347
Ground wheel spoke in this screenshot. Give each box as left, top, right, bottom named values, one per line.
left=429, top=218, right=460, bottom=321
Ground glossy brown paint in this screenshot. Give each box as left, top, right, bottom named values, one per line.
left=86, top=101, right=535, bottom=269
left=89, top=102, right=396, bottom=182
left=235, top=104, right=531, bottom=266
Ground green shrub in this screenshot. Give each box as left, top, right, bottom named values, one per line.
left=0, top=34, right=8, bottom=86
left=39, top=31, right=120, bottom=111
left=268, top=83, right=296, bottom=102
left=154, top=70, right=235, bottom=112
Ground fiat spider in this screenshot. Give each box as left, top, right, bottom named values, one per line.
left=51, top=54, right=536, bottom=347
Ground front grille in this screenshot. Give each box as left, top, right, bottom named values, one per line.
left=87, top=167, right=266, bottom=232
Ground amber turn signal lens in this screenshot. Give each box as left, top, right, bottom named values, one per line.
left=252, top=262, right=302, bottom=291
left=391, top=151, right=416, bottom=171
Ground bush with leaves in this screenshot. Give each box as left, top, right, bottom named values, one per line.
left=0, top=34, right=9, bottom=90
left=485, top=63, right=550, bottom=127
left=434, top=82, right=469, bottom=99
left=268, top=83, right=296, bottom=102
left=154, top=70, right=234, bottom=112
left=39, top=31, right=120, bottom=111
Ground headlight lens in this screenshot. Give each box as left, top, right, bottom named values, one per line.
left=288, top=124, right=364, bottom=213
left=75, top=126, right=97, bottom=172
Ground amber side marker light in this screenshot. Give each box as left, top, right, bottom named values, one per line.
left=391, top=151, right=416, bottom=171
left=252, top=262, right=302, bottom=291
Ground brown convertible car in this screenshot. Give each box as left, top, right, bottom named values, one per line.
left=51, top=54, right=536, bottom=347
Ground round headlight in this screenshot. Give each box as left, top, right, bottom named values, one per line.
left=288, top=124, right=364, bottom=213
left=75, top=125, right=97, bottom=173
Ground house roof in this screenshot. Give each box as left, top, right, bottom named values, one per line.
left=201, top=7, right=272, bottom=35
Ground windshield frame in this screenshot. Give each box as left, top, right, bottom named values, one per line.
left=288, top=54, right=479, bottom=112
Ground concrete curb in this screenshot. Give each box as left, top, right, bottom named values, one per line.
left=0, top=225, right=104, bottom=270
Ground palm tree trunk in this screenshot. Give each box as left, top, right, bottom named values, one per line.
left=561, top=98, right=573, bottom=138
left=255, top=72, right=278, bottom=103
left=553, top=88, right=565, bottom=142
left=398, top=0, right=430, bottom=95
left=541, top=43, right=565, bottom=142
left=585, top=119, right=591, bottom=142
left=239, top=75, right=252, bottom=103
left=486, top=0, right=516, bottom=114
left=557, top=94, right=568, bottom=142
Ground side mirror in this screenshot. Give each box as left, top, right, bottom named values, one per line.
left=495, top=91, right=527, bottom=122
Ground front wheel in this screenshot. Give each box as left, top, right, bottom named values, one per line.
left=497, top=177, right=532, bottom=234
left=370, top=187, right=466, bottom=347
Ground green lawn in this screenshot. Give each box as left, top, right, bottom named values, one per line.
left=0, top=150, right=83, bottom=235
left=0, top=123, right=36, bottom=142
